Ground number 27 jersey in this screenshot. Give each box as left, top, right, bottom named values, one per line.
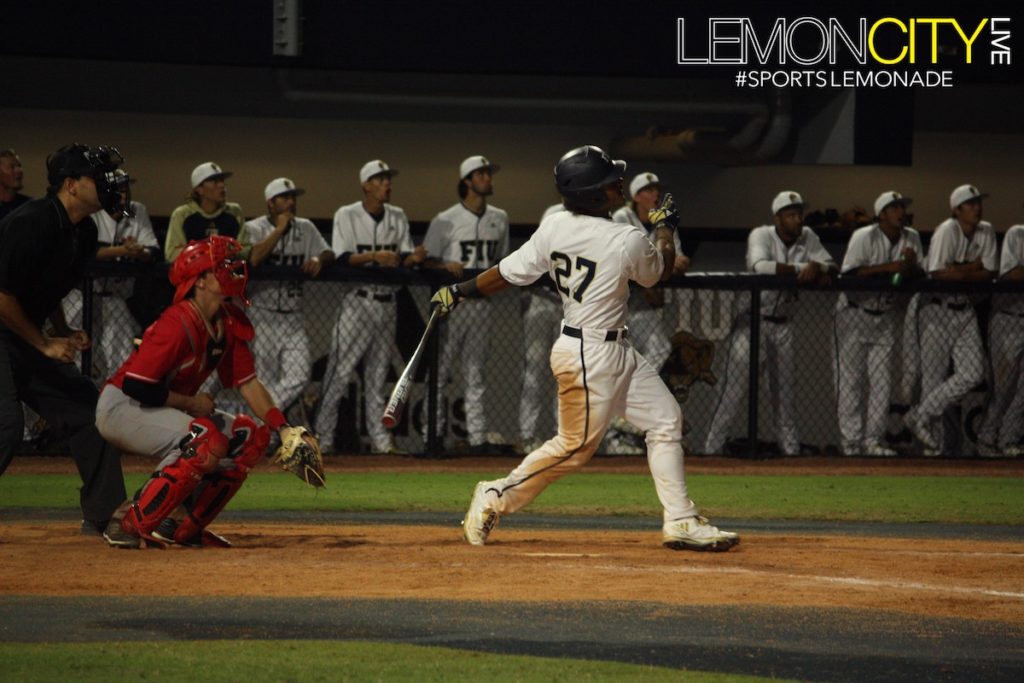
left=498, top=211, right=664, bottom=329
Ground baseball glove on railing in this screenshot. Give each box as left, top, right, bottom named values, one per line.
left=273, top=426, right=326, bottom=488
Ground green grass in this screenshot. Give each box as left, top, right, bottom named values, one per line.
left=0, top=641, right=790, bottom=683
left=1, top=471, right=1021, bottom=524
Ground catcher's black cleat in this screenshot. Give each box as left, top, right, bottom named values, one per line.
left=179, top=529, right=232, bottom=548
left=103, top=520, right=141, bottom=550
left=80, top=519, right=108, bottom=537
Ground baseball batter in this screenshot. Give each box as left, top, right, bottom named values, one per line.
left=316, top=160, right=425, bottom=454
left=97, top=236, right=307, bottom=548
left=433, top=145, right=737, bottom=551
left=904, top=185, right=996, bottom=454
left=423, top=155, right=509, bottom=451
left=704, top=191, right=837, bottom=457
left=240, top=177, right=334, bottom=417
left=978, top=223, right=1024, bottom=458
left=834, top=191, right=923, bottom=457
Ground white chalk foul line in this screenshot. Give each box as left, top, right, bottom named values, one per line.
left=586, top=564, right=1024, bottom=601
left=520, top=552, right=607, bottom=558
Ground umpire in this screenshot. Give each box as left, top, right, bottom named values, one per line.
left=0, top=144, right=128, bottom=535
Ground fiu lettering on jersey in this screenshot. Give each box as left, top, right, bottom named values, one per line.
left=460, top=240, right=500, bottom=264
left=357, top=243, right=399, bottom=253
left=266, top=252, right=306, bottom=267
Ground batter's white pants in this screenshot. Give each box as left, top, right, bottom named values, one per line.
left=833, top=306, right=897, bottom=451
left=518, top=294, right=561, bottom=442
left=248, top=307, right=310, bottom=414
left=485, top=327, right=698, bottom=523
left=628, top=307, right=672, bottom=372
left=431, top=299, right=492, bottom=445
left=315, top=292, right=396, bottom=452
left=63, top=290, right=138, bottom=382
left=703, top=317, right=798, bottom=455
left=978, top=310, right=1024, bottom=448
left=915, top=302, right=984, bottom=449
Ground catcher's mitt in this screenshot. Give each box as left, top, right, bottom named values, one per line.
left=273, top=426, right=326, bottom=488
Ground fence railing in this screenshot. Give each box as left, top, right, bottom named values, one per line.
left=70, top=262, right=1024, bottom=458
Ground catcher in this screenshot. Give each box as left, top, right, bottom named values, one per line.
left=96, top=235, right=323, bottom=549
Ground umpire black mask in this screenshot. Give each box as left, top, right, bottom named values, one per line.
left=46, top=144, right=134, bottom=218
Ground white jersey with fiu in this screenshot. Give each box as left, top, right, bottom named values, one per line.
left=91, top=201, right=159, bottom=298
left=840, top=223, right=924, bottom=312
left=423, top=203, right=510, bottom=269
left=498, top=210, right=665, bottom=329
left=332, top=201, right=415, bottom=292
left=241, top=216, right=331, bottom=312
left=927, top=217, right=998, bottom=306
left=746, top=224, right=836, bottom=318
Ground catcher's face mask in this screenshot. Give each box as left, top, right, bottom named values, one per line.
left=212, top=257, right=250, bottom=305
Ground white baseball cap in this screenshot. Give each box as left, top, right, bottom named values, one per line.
left=459, top=155, right=500, bottom=178
left=949, top=184, right=988, bottom=210
left=264, top=177, right=305, bottom=201
left=191, top=161, right=232, bottom=188
left=629, top=172, right=661, bottom=198
left=874, top=190, right=912, bottom=217
left=771, top=190, right=806, bottom=215
left=359, top=160, right=398, bottom=184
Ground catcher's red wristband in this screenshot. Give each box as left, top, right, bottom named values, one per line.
left=264, top=408, right=287, bottom=431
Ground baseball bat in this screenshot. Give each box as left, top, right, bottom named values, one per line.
left=382, top=307, right=442, bottom=429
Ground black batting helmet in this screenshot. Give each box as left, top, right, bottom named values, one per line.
left=553, top=145, right=626, bottom=213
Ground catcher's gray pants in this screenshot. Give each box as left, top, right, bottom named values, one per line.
left=487, top=327, right=698, bottom=522
left=703, top=317, right=798, bottom=455
left=914, top=302, right=984, bottom=446
left=316, top=291, right=396, bottom=452
left=833, top=306, right=897, bottom=450
left=248, top=307, right=310, bottom=413
left=518, top=293, right=561, bottom=442
left=96, top=384, right=233, bottom=472
left=978, top=310, right=1024, bottom=448
left=430, top=298, right=492, bottom=445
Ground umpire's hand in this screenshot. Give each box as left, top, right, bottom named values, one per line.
left=40, top=337, right=78, bottom=363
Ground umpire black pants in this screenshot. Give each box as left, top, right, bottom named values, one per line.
left=0, top=331, right=126, bottom=523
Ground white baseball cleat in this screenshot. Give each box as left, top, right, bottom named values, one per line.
left=462, top=481, right=500, bottom=546
left=905, top=410, right=940, bottom=451
left=662, top=516, right=739, bottom=552
left=976, top=441, right=1004, bottom=458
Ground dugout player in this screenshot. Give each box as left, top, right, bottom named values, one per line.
left=905, top=185, right=997, bottom=454
left=316, top=161, right=424, bottom=454
left=833, top=191, right=923, bottom=457
left=0, top=148, right=30, bottom=222
left=0, top=143, right=128, bottom=534
left=164, top=162, right=246, bottom=262
left=704, top=191, right=837, bottom=457
left=241, top=177, right=334, bottom=419
left=97, top=235, right=304, bottom=549
left=423, top=155, right=510, bottom=452
left=433, top=145, right=737, bottom=551
left=63, top=172, right=159, bottom=381
left=978, top=222, right=1024, bottom=458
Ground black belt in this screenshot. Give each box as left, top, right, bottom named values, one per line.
left=761, top=315, right=789, bottom=324
left=997, top=309, right=1024, bottom=319
left=356, top=289, right=394, bottom=303
left=847, top=302, right=887, bottom=316
left=929, top=297, right=968, bottom=312
left=562, top=325, right=627, bottom=342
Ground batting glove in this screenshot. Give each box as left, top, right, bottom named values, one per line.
left=430, top=284, right=462, bottom=316
left=648, top=193, right=680, bottom=231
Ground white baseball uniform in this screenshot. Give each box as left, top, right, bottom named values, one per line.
left=423, top=202, right=509, bottom=445
left=239, top=215, right=330, bottom=415
left=475, top=209, right=698, bottom=523
left=62, top=200, right=158, bottom=381
left=910, top=217, right=996, bottom=451
left=834, top=224, right=924, bottom=454
left=978, top=224, right=1024, bottom=452
left=518, top=203, right=564, bottom=447
left=611, top=205, right=684, bottom=371
left=316, top=201, right=413, bottom=452
left=704, top=225, right=836, bottom=456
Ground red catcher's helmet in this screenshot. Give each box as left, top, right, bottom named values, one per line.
left=169, top=236, right=249, bottom=305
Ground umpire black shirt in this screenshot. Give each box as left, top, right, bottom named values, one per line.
left=0, top=195, right=97, bottom=329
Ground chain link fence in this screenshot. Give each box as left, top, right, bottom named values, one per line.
left=60, top=262, right=1023, bottom=459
